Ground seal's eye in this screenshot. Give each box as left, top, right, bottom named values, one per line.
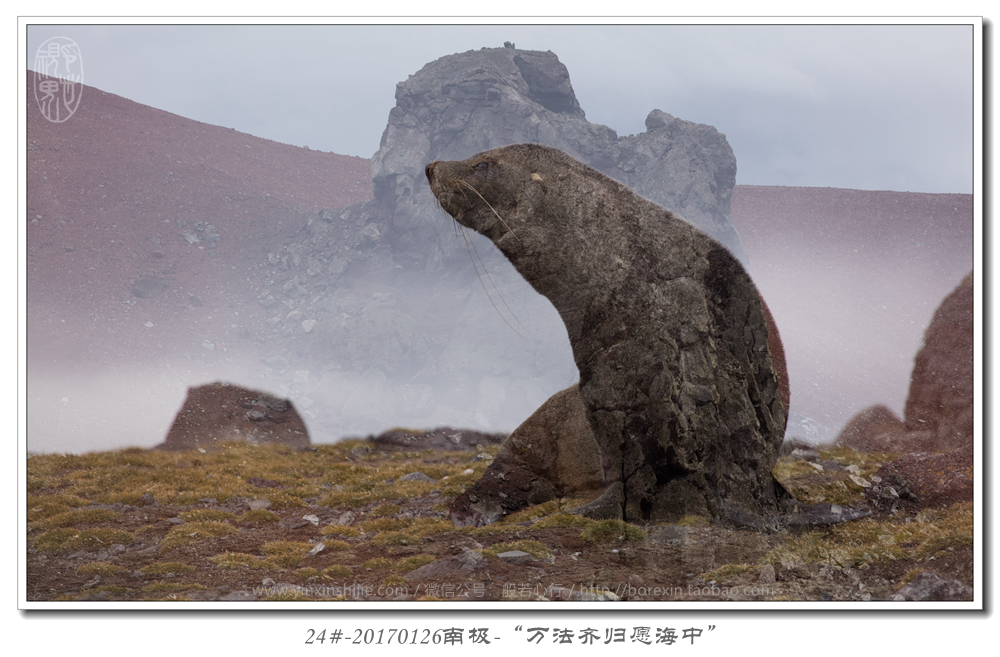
left=473, top=161, right=489, bottom=176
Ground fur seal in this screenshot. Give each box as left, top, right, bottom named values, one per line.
left=427, top=144, right=863, bottom=528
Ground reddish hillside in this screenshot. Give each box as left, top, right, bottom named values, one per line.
left=27, top=79, right=373, bottom=369
left=26, top=80, right=373, bottom=452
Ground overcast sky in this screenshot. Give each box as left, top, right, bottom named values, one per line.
left=25, top=22, right=975, bottom=194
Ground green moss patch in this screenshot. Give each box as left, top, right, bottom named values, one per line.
left=371, top=503, right=401, bottom=517
left=363, top=557, right=393, bottom=571
left=76, top=563, right=127, bottom=577
left=26, top=495, right=90, bottom=522
left=701, top=563, right=756, bottom=584
left=502, top=497, right=594, bottom=524
left=531, top=513, right=595, bottom=529
left=161, top=520, right=238, bottom=550
left=26, top=443, right=333, bottom=511
left=261, top=541, right=315, bottom=568
left=772, top=447, right=899, bottom=507
left=33, top=527, right=135, bottom=553
left=322, top=565, right=353, bottom=579
left=320, top=525, right=360, bottom=538
left=393, top=554, right=435, bottom=573
left=142, top=582, right=206, bottom=593
left=295, top=567, right=323, bottom=580
left=779, top=476, right=869, bottom=506
left=38, top=508, right=120, bottom=529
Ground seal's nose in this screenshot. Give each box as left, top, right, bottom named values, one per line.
left=425, top=161, right=436, bottom=182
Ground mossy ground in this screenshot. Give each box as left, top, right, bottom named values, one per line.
left=26, top=440, right=974, bottom=602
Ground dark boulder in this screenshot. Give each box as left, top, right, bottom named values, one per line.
left=834, top=404, right=908, bottom=452
left=156, top=382, right=309, bottom=451
left=892, top=571, right=973, bottom=601
left=450, top=384, right=603, bottom=526
left=366, top=426, right=506, bottom=452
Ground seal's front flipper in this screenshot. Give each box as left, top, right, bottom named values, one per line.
left=567, top=482, right=625, bottom=520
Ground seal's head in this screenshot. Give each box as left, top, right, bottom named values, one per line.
left=426, top=143, right=678, bottom=311
left=425, top=144, right=585, bottom=253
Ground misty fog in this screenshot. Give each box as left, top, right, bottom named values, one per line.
left=26, top=229, right=580, bottom=454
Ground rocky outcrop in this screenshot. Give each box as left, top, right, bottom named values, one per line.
left=617, top=109, right=742, bottom=261
left=156, top=382, right=309, bottom=451
left=366, top=426, right=506, bottom=452
left=892, top=571, right=974, bottom=601
left=403, top=549, right=486, bottom=581
left=837, top=273, right=973, bottom=456
left=838, top=273, right=975, bottom=509
left=904, top=272, right=974, bottom=452
left=369, top=46, right=744, bottom=270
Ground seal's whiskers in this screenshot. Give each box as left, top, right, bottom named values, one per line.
left=466, top=227, right=531, bottom=336
left=459, top=225, right=528, bottom=341
left=455, top=179, right=521, bottom=242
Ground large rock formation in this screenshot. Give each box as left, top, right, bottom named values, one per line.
left=156, top=382, right=310, bottom=451
left=370, top=47, right=745, bottom=271
left=258, top=45, right=746, bottom=441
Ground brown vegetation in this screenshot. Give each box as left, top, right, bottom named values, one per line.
left=26, top=440, right=972, bottom=602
